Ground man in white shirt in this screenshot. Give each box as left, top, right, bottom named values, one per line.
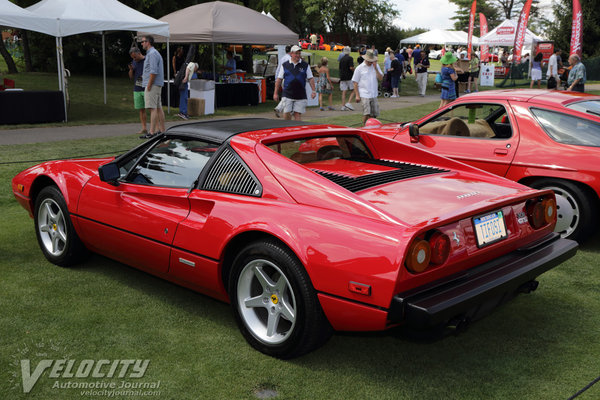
left=352, top=49, right=383, bottom=125
left=547, top=48, right=561, bottom=89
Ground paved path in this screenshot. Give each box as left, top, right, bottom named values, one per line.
left=0, top=94, right=439, bottom=145
left=2, top=84, right=599, bottom=146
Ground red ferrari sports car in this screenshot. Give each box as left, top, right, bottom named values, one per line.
left=13, top=119, right=576, bottom=358
left=364, top=90, right=600, bottom=243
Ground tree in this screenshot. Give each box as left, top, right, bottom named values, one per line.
left=450, top=0, right=502, bottom=34
left=546, top=0, right=600, bottom=58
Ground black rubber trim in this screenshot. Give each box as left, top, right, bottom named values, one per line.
left=388, top=233, right=578, bottom=328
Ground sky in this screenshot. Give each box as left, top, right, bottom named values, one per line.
left=391, top=0, right=555, bottom=31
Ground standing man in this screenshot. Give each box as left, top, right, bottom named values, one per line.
left=567, top=54, right=586, bottom=92
left=352, top=49, right=383, bottom=125
left=140, top=35, right=165, bottom=139
left=310, top=33, right=317, bottom=50
left=547, top=48, right=561, bottom=89
left=339, top=46, right=355, bottom=111
left=415, top=49, right=430, bottom=97
left=128, top=47, right=147, bottom=136
left=273, top=45, right=316, bottom=121
left=273, top=45, right=292, bottom=118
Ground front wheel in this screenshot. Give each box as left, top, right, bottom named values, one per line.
left=529, top=179, right=598, bottom=242
left=229, top=240, right=331, bottom=358
left=33, top=186, right=88, bottom=266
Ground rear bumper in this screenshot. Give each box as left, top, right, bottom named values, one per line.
left=388, top=233, right=578, bottom=329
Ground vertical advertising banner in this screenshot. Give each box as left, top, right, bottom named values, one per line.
left=467, top=0, right=477, bottom=59
left=570, top=0, right=583, bottom=57
left=513, top=0, right=533, bottom=63
left=479, top=13, right=489, bottom=62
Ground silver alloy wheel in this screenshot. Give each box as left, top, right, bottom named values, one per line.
left=546, top=185, right=579, bottom=238
left=237, top=259, right=297, bottom=345
left=37, top=198, right=68, bottom=257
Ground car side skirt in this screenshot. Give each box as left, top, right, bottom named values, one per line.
left=317, top=293, right=389, bottom=331
left=388, top=233, right=578, bottom=329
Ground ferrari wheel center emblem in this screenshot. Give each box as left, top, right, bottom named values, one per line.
left=52, top=223, right=57, bottom=231
left=270, top=294, right=279, bottom=304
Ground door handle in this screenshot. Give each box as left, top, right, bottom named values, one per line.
left=494, top=148, right=509, bottom=155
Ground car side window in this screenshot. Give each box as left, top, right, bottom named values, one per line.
left=420, top=104, right=512, bottom=139
left=531, top=108, right=600, bottom=147
left=123, top=138, right=218, bottom=188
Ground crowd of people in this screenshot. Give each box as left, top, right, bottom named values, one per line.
left=128, top=38, right=588, bottom=132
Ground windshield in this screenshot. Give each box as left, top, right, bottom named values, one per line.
left=267, top=135, right=372, bottom=164
left=565, top=100, right=600, bottom=117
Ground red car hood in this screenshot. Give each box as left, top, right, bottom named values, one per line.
left=356, top=172, right=529, bottom=225
left=306, top=159, right=530, bottom=226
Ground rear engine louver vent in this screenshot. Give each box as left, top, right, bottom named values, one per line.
left=203, top=147, right=262, bottom=196
left=311, top=159, right=449, bottom=192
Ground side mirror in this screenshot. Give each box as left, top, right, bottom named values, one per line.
left=408, top=124, right=420, bottom=142
left=98, top=162, right=120, bottom=186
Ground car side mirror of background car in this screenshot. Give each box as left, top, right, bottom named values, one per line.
left=98, top=162, right=120, bottom=186
left=408, top=124, right=420, bottom=142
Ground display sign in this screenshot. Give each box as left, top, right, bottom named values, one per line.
left=535, top=42, right=554, bottom=62
left=480, top=65, right=495, bottom=86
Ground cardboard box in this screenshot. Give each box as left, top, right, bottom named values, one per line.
left=188, top=98, right=205, bottom=116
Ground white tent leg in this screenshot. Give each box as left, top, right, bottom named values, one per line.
left=212, top=42, right=216, bottom=111
left=102, top=31, right=107, bottom=104
left=56, top=36, right=67, bottom=122
left=167, top=38, right=170, bottom=114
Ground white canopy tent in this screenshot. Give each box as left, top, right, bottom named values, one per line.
left=0, top=0, right=55, bottom=33
left=478, top=19, right=542, bottom=46
left=140, top=1, right=298, bottom=111
left=400, top=29, right=479, bottom=46
left=24, top=0, right=169, bottom=120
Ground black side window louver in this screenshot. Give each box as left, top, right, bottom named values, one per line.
left=202, top=147, right=262, bottom=196
left=311, top=159, right=449, bottom=193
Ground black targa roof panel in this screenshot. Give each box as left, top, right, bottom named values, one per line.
left=166, top=118, right=315, bottom=144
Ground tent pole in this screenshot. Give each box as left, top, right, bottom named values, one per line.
left=102, top=31, right=107, bottom=104
left=212, top=42, right=216, bottom=111
left=56, top=36, right=67, bottom=122
left=167, top=38, right=170, bottom=114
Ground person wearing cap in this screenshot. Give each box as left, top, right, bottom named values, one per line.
left=274, top=45, right=316, bottom=121
left=352, top=49, right=383, bottom=125
left=415, top=49, right=430, bottom=97
left=339, top=46, right=356, bottom=111
left=439, top=52, right=458, bottom=108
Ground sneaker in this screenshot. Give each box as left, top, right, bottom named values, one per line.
left=340, top=106, right=348, bottom=111
left=274, top=108, right=281, bottom=118
left=344, top=102, right=354, bottom=111
left=464, top=89, right=471, bottom=93
left=140, top=132, right=156, bottom=139
left=320, top=107, right=325, bottom=111
left=136, top=129, right=148, bottom=135
left=177, top=113, right=189, bottom=120
left=390, top=95, right=399, bottom=98
left=328, top=106, right=335, bottom=111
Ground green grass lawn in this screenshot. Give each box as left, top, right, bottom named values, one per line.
left=1, top=102, right=600, bottom=399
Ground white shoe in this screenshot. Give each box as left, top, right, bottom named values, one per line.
left=344, top=102, right=355, bottom=111
left=390, top=95, right=399, bottom=98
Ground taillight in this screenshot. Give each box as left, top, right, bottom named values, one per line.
left=405, top=230, right=451, bottom=273
left=429, top=231, right=451, bottom=265
left=527, top=196, right=557, bottom=229
left=405, top=239, right=431, bottom=273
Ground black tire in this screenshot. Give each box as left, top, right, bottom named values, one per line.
left=529, top=179, right=598, bottom=243
left=33, top=186, right=88, bottom=267
left=229, top=240, right=332, bottom=358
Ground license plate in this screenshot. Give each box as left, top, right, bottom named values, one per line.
left=473, top=211, right=507, bottom=247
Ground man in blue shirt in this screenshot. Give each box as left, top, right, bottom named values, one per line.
left=128, top=47, right=147, bottom=136
left=567, top=54, right=586, bottom=93
left=273, top=45, right=316, bottom=121
left=141, top=35, right=165, bottom=139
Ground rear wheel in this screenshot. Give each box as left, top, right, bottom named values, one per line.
left=34, top=186, right=88, bottom=266
left=529, top=179, right=597, bottom=242
left=229, top=240, right=331, bottom=358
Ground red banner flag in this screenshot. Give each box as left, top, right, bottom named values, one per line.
left=467, top=0, right=477, bottom=59
left=570, top=0, right=583, bottom=57
left=513, top=0, right=533, bottom=63
left=479, top=13, right=489, bottom=62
